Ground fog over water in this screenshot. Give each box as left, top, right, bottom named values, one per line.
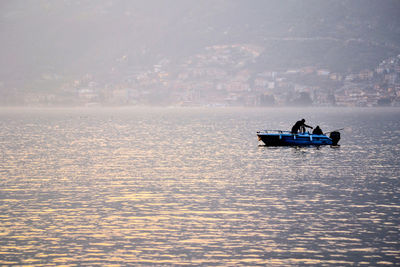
left=1, top=0, right=400, bottom=106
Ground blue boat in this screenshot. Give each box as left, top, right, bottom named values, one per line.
left=257, top=130, right=340, bottom=146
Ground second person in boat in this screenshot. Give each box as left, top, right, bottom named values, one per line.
left=312, top=125, right=323, bottom=135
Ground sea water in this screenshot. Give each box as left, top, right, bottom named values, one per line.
left=0, top=107, right=399, bottom=265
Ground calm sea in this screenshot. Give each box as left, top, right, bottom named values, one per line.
left=0, top=107, right=399, bottom=266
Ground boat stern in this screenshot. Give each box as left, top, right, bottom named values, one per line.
left=329, top=131, right=341, bottom=146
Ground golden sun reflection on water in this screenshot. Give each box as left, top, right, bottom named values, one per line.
left=1, top=107, right=400, bottom=265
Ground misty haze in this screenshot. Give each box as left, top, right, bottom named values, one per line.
left=1, top=1, right=400, bottom=266
left=1, top=0, right=400, bottom=107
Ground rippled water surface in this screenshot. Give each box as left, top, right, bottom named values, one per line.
left=0, top=107, right=399, bottom=266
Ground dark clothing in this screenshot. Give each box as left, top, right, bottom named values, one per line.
left=312, top=126, right=323, bottom=135
left=291, top=121, right=303, bottom=133
left=291, top=120, right=312, bottom=134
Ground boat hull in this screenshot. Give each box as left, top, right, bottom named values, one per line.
left=257, top=132, right=334, bottom=146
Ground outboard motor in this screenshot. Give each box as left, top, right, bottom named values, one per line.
left=329, top=131, right=341, bottom=146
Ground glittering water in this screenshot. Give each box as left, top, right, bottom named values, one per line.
left=0, top=107, right=399, bottom=266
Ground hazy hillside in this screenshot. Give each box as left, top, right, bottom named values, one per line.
left=1, top=0, right=400, bottom=91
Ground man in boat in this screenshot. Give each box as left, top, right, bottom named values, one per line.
left=291, top=119, right=313, bottom=134
left=312, top=125, right=323, bottom=135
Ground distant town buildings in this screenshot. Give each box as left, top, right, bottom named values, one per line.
left=8, top=45, right=400, bottom=107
